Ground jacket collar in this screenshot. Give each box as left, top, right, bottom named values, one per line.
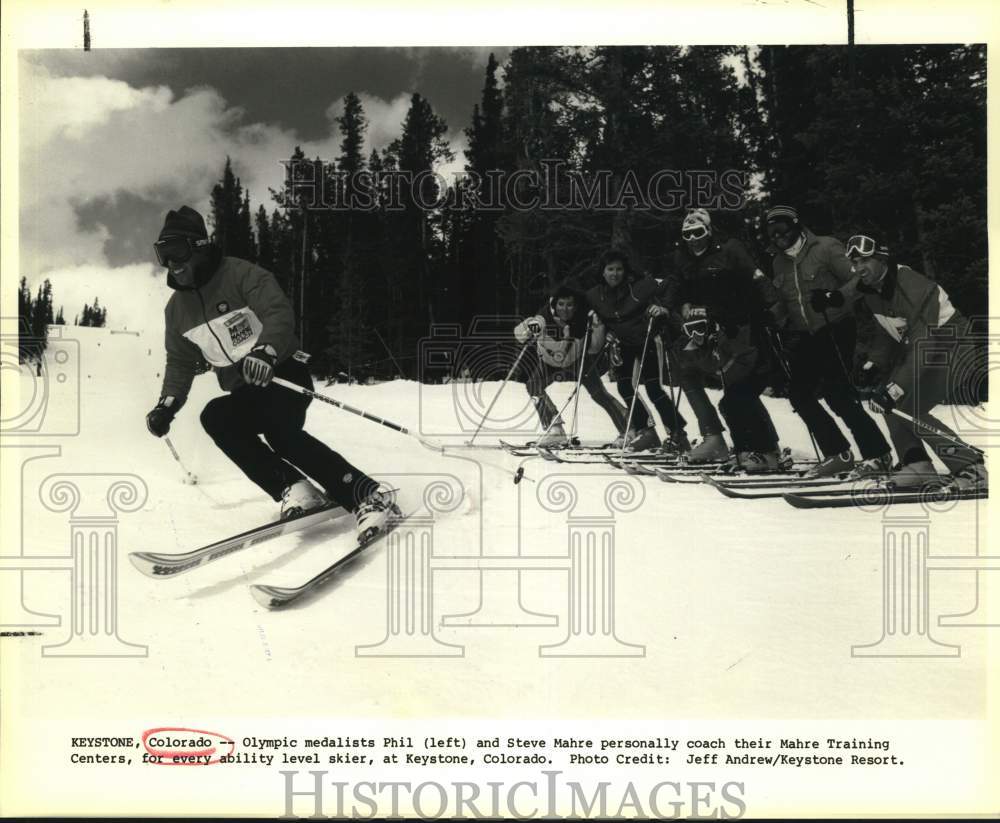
left=857, top=260, right=898, bottom=299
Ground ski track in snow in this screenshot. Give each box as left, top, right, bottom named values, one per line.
left=6, top=327, right=991, bottom=721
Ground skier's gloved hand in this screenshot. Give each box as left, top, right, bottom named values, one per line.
left=242, top=343, right=278, bottom=387
left=809, top=288, right=845, bottom=311
left=526, top=319, right=544, bottom=337
left=647, top=304, right=668, bottom=318
left=867, top=382, right=904, bottom=415
left=146, top=396, right=183, bottom=438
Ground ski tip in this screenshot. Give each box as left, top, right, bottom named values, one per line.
left=128, top=552, right=159, bottom=578
left=249, top=584, right=288, bottom=609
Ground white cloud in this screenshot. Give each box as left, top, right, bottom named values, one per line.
left=19, top=61, right=344, bottom=331
left=19, top=64, right=469, bottom=334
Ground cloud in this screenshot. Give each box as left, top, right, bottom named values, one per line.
left=18, top=60, right=341, bottom=328
left=18, top=58, right=472, bottom=332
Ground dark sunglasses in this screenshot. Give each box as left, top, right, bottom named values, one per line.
left=154, top=236, right=210, bottom=267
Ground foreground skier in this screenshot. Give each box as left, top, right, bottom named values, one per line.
left=145, top=206, right=400, bottom=542
left=513, top=285, right=629, bottom=447
left=848, top=232, right=987, bottom=490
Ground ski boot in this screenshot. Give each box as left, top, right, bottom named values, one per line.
left=536, top=423, right=571, bottom=449
left=626, top=425, right=661, bottom=452
left=280, top=480, right=328, bottom=520
left=684, top=433, right=729, bottom=464
left=885, top=459, right=941, bottom=490
left=739, top=450, right=781, bottom=474
left=354, top=487, right=403, bottom=546
left=661, top=429, right=691, bottom=457
left=947, top=461, right=988, bottom=491
left=804, top=450, right=855, bottom=479
left=846, top=453, right=894, bottom=481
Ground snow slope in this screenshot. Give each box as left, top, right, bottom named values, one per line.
left=1, top=326, right=995, bottom=815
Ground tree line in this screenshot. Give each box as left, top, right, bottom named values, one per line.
left=17, top=277, right=106, bottom=364
left=201, top=45, right=986, bottom=382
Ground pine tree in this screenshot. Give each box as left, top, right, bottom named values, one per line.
left=17, top=277, right=37, bottom=364
left=55, top=306, right=65, bottom=325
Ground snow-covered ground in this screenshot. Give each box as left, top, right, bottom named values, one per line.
left=1, top=326, right=995, bottom=816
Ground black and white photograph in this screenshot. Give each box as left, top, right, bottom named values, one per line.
left=1, top=0, right=996, bottom=818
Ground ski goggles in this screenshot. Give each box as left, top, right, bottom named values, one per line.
left=682, top=318, right=711, bottom=347
left=681, top=225, right=709, bottom=241
left=154, top=236, right=211, bottom=267
left=845, top=234, right=888, bottom=259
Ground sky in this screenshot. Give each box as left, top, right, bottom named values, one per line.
left=17, top=47, right=509, bottom=329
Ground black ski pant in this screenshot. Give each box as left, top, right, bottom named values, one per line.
left=785, top=317, right=891, bottom=460
left=200, top=358, right=378, bottom=511
left=718, top=377, right=779, bottom=454
left=666, top=346, right=725, bottom=438
left=616, top=340, right=687, bottom=435
left=881, top=322, right=981, bottom=471
left=518, top=350, right=629, bottom=433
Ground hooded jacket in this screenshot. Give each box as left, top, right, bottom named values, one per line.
left=858, top=262, right=966, bottom=397
left=160, top=254, right=300, bottom=403
left=513, top=289, right=605, bottom=369
left=770, top=228, right=859, bottom=332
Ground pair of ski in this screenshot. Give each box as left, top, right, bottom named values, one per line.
left=128, top=504, right=406, bottom=608
left=701, top=474, right=987, bottom=508
left=662, top=470, right=986, bottom=509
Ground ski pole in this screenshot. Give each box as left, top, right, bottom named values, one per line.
left=567, top=325, right=591, bottom=438
left=272, top=377, right=535, bottom=484
left=889, top=408, right=985, bottom=456
left=467, top=339, right=532, bottom=446
left=620, top=317, right=655, bottom=458
left=164, top=436, right=198, bottom=485
left=273, top=376, right=445, bottom=452
left=765, top=326, right=822, bottom=462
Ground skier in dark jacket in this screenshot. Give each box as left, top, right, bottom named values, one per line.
left=847, top=232, right=987, bottom=491
left=144, top=206, right=400, bottom=541
left=513, top=285, right=628, bottom=447
left=765, top=204, right=892, bottom=479
left=657, top=209, right=781, bottom=471
left=586, top=248, right=689, bottom=452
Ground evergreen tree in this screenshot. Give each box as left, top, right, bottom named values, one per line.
left=17, top=277, right=38, bottom=364
left=255, top=204, right=274, bottom=272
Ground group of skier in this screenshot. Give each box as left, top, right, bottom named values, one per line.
left=511, top=205, right=987, bottom=492
left=142, top=202, right=985, bottom=549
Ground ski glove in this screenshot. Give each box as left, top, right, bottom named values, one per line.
left=647, top=304, right=668, bottom=318
left=526, top=319, right=544, bottom=337
left=867, top=382, right=904, bottom=415
left=146, top=396, right=183, bottom=438
left=242, top=344, right=278, bottom=387
left=809, top=288, right=845, bottom=311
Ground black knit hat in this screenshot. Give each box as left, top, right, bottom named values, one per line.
left=158, top=206, right=208, bottom=241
